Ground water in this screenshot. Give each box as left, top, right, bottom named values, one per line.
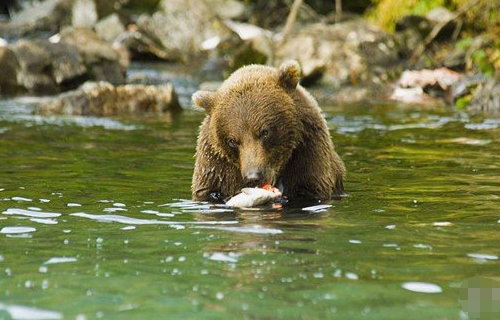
left=1, top=65, right=499, bottom=320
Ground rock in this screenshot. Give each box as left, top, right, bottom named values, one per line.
left=94, top=13, right=125, bottom=43
left=59, top=27, right=129, bottom=84
left=1, top=27, right=129, bottom=95
left=275, top=18, right=400, bottom=86
left=398, top=68, right=461, bottom=91
left=395, top=14, right=432, bottom=36
left=215, top=20, right=274, bottom=75
left=0, top=46, right=20, bottom=93
left=124, top=0, right=243, bottom=61
left=425, top=7, right=456, bottom=40
left=0, top=0, right=120, bottom=40
left=468, top=79, right=500, bottom=115
left=1, top=0, right=72, bottom=39
left=9, top=39, right=86, bottom=94
left=72, top=0, right=97, bottom=28
left=38, top=81, right=182, bottom=116
left=391, top=67, right=461, bottom=104
left=390, top=86, right=439, bottom=104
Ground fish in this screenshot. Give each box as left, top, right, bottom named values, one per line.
left=225, top=184, right=282, bottom=208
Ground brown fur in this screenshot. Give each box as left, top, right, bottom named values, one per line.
left=191, top=61, right=345, bottom=201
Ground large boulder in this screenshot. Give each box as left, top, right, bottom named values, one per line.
left=275, top=18, right=401, bottom=86
left=0, top=28, right=129, bottom=95
left=468, top=79, right=500, bottom=115
left=94, top=13, right=125, bottom=43
left=122, top=0, right=244, bottom=61
left=38, top=81, right=182, bottom=116
left=0, top=46, right=20, bottom=93
left=9, top=38, right=86, bottom=94
left=0, top=0, right=72, bottom=39
left=59, top=27, right=129, bottom=84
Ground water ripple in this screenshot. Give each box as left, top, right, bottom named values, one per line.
left=3, top=208, right=61, bottom=218
left=0, top=226, right=36, bottom=234
left=71, top=212, right=237, bottom=226
left=0, top=302, right=62, bottom=320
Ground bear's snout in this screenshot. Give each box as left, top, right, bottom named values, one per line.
left=243, top=169, right=266, bottom=187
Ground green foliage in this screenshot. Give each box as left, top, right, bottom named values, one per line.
left=367, top=0, right=500, bottom=76
left=455, top=37, right=473, bottom=50
left=471, top=50, right=495, bottom=77
left=455, top=94, right=471, bottom=109
left=366, top=0, right=455, bottom=31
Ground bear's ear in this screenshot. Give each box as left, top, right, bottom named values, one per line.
left=192, top=90, right=216, bottom=113
left=278, top=60, right=301, bottom=90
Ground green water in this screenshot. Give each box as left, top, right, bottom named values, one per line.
left=1, top=68, right=499, bottom=320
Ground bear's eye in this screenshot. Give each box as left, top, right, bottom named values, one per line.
left=227, top=138, right=239, bottom=149
left=259, top=129, right=270, bottom=139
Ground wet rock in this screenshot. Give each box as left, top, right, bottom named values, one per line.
left=0, top=0, right=72, bottom=39
left=38, top=81, right=182, bottom=116
left=124, top=0, right=243, bottom=61
left=468, top=79, right=500, bottom=115
left=0, top=46, right=20, bottom=93
left=425, top=7, right=456, bottom=40
left=9, top=39, right=86, bottom=94
left=72, top=0, right=97, bottom=28
left=59, top=27, right=129, bottom=84
left=398, top=68, right=461, bottom=91
left=1, top=27, right=129, bottom=95
left=94, top=13, right=125, bottom=43
left=275, top=18, right=400, bottom=86
left=215, top=20, right=274, bottom=75
left=391, top=68, right=461, bottom=104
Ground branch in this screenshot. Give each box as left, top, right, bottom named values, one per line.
left=278, top=0, right=303, bottom=46
left=409, top=0, right=480, bottom=65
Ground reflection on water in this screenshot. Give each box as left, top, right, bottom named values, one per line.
left=1, top=73, right=500, bottom=319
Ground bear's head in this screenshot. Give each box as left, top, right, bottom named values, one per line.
left=193, top=61, right=303, bottom=187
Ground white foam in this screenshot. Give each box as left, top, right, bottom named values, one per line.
left=302, top=205, right=332, bottom=212
left=2, top=208, right=61, bottom=218
left=71, top=212, right=237, bottom=226
left=67, top=203, right=82, bottom=207
left=1, top=226, right=36, bottom=234
left=207, top=252, right=239, bottom=263
left=11, top=197, right=32, bottom=202
left=402, top=282, right=442, bottom=293
left=43, top=257, right=77, bottom=265
left=0, top=302, right=62, bottom=320
left=433, top=221, right=452, bottom=227
left=199, top=225, right=283, bottom=234
left=103, top=207, right=127, bottom=213
left=30, top=218, right=58, bottom=225
left=467, top=253, right=498, bottom=261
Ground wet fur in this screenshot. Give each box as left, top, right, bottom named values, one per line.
left=191, top=62, right=345, bottom=201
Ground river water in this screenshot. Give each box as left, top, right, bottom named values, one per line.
left=0, top=63, right=499, bottom=320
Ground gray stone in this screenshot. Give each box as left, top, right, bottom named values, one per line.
left=94, top=13, right=125, bottom=43
left=59, top=27, right=129, bottom=85
left=72, top=0, right=98, bottom=28
left=275, top=18, right=401, bottom=86
left=38, top=81, right=182, bottom=116
left=468, top=79, right=500, bottom=115
left=9, top=39, right=86, bottom=94
left=0, top=46, right=20, bottom=93
left=125, top=0, right=242, bottom=61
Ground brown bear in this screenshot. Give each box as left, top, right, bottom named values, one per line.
left=191, top=61, right=345, bottom=202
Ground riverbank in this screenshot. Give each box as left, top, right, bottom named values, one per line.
left=1, top=0, right=499, bottom=115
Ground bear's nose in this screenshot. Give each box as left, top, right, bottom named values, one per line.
left=244, top=170, right=265, bottom=187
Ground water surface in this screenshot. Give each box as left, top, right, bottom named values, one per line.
left=0, top=66, right=499, bottom=320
